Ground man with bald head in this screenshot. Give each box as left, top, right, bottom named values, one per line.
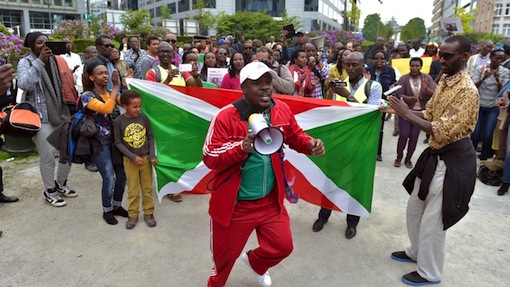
left=164, top=33, right=182, bottom=67
left=74, top=45, right=97, bottom=94
left=145, top=42, right=186, bottom=86
left=312, top=51, right=382, bottom=239
left=466, top=39, right=494, bottom=77
left=124, top=36, right=147, bottom=78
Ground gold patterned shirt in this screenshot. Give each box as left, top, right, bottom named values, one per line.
left=423, top=69, right=479, bottom=150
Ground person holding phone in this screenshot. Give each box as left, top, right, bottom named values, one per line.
left=17, top=32, right=77, bottom=207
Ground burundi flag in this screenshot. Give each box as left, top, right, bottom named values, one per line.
left=128, top=79, right=381, bottom=217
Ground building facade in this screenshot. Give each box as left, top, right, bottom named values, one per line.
left=138, top=0, right=347, bottom=35
left=430, top=0, right=477, bottom=42
left=488, top=0, right=510, bottom=37
left=0, top=0, right=86, bottom=36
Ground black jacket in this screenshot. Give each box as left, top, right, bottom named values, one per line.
left=403, top=138, right=476, bottom=230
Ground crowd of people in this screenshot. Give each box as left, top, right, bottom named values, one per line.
left=0, top=27, right=507, bottom=286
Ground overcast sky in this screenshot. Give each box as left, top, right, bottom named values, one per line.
left=358, top=0, right=434, bottom=28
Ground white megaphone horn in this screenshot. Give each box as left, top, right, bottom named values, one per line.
left=248, top=113, right=284, bottom=155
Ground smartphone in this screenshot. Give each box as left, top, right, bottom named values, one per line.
left=282, top=24, right=296, bottom=38
left=179, top=63, right=192, bottom=72
left=45, top=41, right=67, bottom=55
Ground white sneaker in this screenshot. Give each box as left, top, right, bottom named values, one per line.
left=43, top=190, right=66, bottom=207
left=241, top=252, right=272, bottom=287
left=56, top=181, right=78, bottom=198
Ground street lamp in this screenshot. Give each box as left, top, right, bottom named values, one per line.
left=44, top=0, right=52, bottom=34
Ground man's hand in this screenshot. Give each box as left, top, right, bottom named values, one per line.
left=241, top=134, right=256, bottom=153
left=0, top=64, right=15, bottom=95
left=388, top=95, right=411, bottom=119
left=164, top=69, right=178, bottom=83
left=308, top=138, right=325, bottom=156
left=151, top=158, right=158, bottom=165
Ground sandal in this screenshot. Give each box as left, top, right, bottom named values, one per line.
left=394, top=159, right=401, bottom=167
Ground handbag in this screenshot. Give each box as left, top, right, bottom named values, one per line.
left=78, top=114, right=98, bottom=137
left=0, top=101, right=41, bottom=137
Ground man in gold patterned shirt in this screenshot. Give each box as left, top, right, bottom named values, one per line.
left=387, top=36, right=479, bottom=286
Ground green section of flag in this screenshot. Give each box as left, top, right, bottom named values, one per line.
left=305, top=109, right=380, bottom=211
left=133, top=87, right=210, bottom=191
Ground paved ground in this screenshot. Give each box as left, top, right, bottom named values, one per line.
left=0, top=117, right=508, bottom=287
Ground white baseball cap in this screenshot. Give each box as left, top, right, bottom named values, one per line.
left=240, top=61, right=278, bottom=85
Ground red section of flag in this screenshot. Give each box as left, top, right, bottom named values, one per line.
left=284, top=161, right=341, bottom=211
left=171, top=86, right=351, bottom=114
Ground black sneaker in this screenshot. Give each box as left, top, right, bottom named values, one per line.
left=103, top=211, right=118, bottom=225
left=402, top=271, right=441, bottom=286
left=112, top=206, right=129, bottom=217
left=391, top=251, right=416, bottom=263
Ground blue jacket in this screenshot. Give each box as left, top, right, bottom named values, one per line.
left=367, top=65, right=397, bottom=96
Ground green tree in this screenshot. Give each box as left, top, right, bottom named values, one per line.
left=120, top=9, right=154, bottom=39
left=361, top=14, right=383, bottom=41
left=215, top=11, right=299, bottom=40
left=381, top=23, right=394, bottom=40
left=346, top=0, right=361, bottom=31
left=400, top=17, right=426, bottom=42
left=454, top=7, right=478, bottom=34
left=160, top=4, right=172, bottom=21
left=193, top=0, right=217, bottom=35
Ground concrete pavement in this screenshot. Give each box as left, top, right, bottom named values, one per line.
left=0, top=118, right=508, bottom=287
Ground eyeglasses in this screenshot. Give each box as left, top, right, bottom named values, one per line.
left=159, top=50, right=174, bottom=54
left=166, top=39, right=177, bottom=44
left=438, top=52, right=461, bottom=60
left=101, top=44, right=115, bottom=48
left=218, top=52, right=227, bottom=55
left=374, top=57, right=385, bottom=61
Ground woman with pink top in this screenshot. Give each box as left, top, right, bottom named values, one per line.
left=220, top=52, right=246, bottom=90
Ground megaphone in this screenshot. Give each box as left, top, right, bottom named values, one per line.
left=248, top=113, right=284, bottom=155
left=310, top=35, right=326, bottom=50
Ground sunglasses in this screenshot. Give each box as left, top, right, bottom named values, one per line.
left=244, top=47, right=252, bottom=50
left=166, top=39, right=177, bottom=43
left=101, top=44, right=115, bottom=48
left=438, top=52, right=461, bottom=60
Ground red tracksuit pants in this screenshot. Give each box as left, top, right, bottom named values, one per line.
left=207, top=191, right=293, bottom=287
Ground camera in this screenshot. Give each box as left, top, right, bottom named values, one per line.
left=330, top=79, right=346, bottom=88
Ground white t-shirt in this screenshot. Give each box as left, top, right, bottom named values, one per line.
left=60, top=52, right=82, bottom=70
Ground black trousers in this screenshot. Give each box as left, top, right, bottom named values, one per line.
left=317, top=207, right=360, bottom=228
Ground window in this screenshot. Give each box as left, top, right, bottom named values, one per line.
left=169, top=2, right=176, bottom=13
left=0, top=10, right=22, bottom=31
left=20, top=0, right=29, bottom=3
left=236, top=0, right=285, bottom=17
left=492, top=24, right=499, bottom=35
left=54, top=0, right=62, bottom=6
left=506, top=3, right=510, bottom=15
left=65, top=0, right=72, bottom=7
left=156, top=6, right=161, bottom=17
left=192, top=0, right=216, bottom=8
left=305, top=0, right=318, bottom=11
left=29, top=11, right=50, bottom=30
left=179, top=0, right=190, bottom=12
left=495, top=3, right=502, bottom=15
left=502, top=24, right=510, bottom=36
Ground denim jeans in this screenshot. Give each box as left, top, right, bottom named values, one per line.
left=502, top=131, right=510, bottom=183
left=91, top=144, right=126, bottom=212
left=471, top=106, right=499, bottom=160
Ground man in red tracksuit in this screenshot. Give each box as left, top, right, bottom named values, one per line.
left=203, top=61, right=325, bottom=287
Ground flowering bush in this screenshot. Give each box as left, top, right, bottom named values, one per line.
left=308, top=30, right=364, bottom=46
left=99, top=23, right=121, bottom=39
left=0, top=32, right=29, bottom=69
left=52, top=20, right=89, bottom=40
